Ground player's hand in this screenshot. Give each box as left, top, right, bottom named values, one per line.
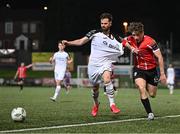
left=131, top=47, right=139, bottom=54
left=160, top=73, right=167, bottom=86
left=49, top=57, right=53, bottom=64
left=14, top=77, right=17, bottom=81
left=62, top=40, right=68, bottom=45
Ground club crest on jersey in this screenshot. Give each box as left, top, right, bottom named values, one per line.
left=134, top=72, right=137, bottom=76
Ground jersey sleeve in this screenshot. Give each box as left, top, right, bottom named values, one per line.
left=85, top=29, right=100, bottom=39
left=146, top=37, right=159, bottom=52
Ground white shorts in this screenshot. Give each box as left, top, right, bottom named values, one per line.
left=88, top=63, right=112, bottom=85
left=167, top=78, right=174, bottom=85
left=54, top=71, right=65, bottom=81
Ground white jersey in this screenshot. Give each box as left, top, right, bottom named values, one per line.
left=88, top=32, right=124, bottom=66
left=167, top=67, right=175, bottom=84
left=53, top=51, right=69, bottom=73
left=87, top=31, right=123, bottom=85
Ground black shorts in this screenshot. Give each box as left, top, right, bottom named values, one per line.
left=133, top=67, right=159, bottom=86
left=18, top=78, right=25, bottom=82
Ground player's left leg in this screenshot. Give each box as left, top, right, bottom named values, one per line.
left=18, top=79, right=24, bottom=91
left=50, top=80, right=62, bottom=102
left=103, top=71, right=120, bottom=114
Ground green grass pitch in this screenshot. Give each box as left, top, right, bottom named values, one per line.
left=0, top=86, right=180, bottom=133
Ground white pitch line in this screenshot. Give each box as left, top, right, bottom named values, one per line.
left=1, top=114, right=180, bottom=133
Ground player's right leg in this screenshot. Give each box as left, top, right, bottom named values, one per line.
left=88, top=65, right=101, bottom=117
left=91, top=85, right=100, bottom=117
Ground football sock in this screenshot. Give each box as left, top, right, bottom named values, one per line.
left=20, top=85, right=23, bottom=90
left=113, top=86, right=117, bottom=91
left=141, top=98, right=152, bottom=114
left=103, top=86, right=106, bottom=92
left=105, top=82, right=115, bottom=106
left=92, top=89, right=99, bottom=105
left=170, top=85, right=174, bottom=94
left=167, top=84, right=170, bottom=89
left=53, top=85, right=61, bottom=99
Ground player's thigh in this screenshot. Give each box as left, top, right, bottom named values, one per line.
left=54, top=72, right=65, bottom=83
left=133, top=68, right=146, bottom=89
left=135, top=78, right=146, bottom=91
left=88, top=65, right=101, bottom=85
left=102, top=70, right=111, bottom=83
left=100, top=64, right=112, bottom=83
left=168, top=78, right=174, bottom=84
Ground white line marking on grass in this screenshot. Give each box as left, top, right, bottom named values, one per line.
left=1, top=114, right=180, bottom=133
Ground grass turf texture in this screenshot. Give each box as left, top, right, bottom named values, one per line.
left=0, top=86, right=180, bottom=133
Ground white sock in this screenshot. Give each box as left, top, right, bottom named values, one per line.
left=53, top=85, right=61, bottom=99
left=170, top=85, right=174, bottom=94
left=105, top=82, right=115, bottom=106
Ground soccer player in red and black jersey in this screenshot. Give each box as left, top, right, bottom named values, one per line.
left=14, top=62, right=33, bottom=91
left=122, top=22, right=166, bottom=120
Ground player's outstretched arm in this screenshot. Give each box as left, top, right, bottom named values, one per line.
left=63, top=36, right=89, bottom=46
left=26, top=63, right=33, bottom=69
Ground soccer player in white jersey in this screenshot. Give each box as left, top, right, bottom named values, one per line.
left=49, top=40, right=73, bottom=101
left=167, top=64, right=175, bottom=94
left=63, top=12, right=128, bottom=117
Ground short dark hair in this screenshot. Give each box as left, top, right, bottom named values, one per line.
left=128, top=22, right=144, bottom=33
left=100, top=12, right=113, bottom=21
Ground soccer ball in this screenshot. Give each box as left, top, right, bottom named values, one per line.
left=11, top=107, right=26, bottom=122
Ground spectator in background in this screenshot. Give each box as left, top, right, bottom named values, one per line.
left=63, top=67, right=72, bottom=94
left=166, top=64, right=175, bottom=94
left=14, top=62, right=33, bottom=91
